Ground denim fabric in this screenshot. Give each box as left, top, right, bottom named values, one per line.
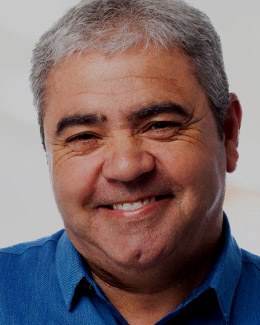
left=0, top=215, right=259, bottom=324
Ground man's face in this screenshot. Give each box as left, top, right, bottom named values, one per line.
left=44, top=47, right=238, bottom=272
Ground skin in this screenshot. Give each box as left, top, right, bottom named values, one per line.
left=44, top=47, right=241, bottom=324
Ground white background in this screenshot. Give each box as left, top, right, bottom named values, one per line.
left=0, top=1, right=259, bottom=254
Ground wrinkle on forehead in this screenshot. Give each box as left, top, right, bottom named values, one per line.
left=44, top=46, right=210, bottom=140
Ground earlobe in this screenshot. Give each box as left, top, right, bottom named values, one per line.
left=223, top=93, right=242, bottom=173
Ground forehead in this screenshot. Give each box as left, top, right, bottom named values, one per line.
left=45, top=47, right=208, bottom=119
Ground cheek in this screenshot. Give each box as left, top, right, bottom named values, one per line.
left=154, top=144, right=203, bottom=179
left=50, top=153, right=102, bottom=205
left=155, top=142, right=226, bottom=201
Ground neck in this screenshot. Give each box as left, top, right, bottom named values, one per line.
left=94, top=275, right=191, bottom=325
left=89, top=243, right=219, bottom=324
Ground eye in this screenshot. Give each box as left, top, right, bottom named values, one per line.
left=66, top=132, right=102, bottom=152
left=148, top=121, right=181, bottom=130
left=143, top=120, right=182, bottom=140
left=67, top=132, right=99, bottom=142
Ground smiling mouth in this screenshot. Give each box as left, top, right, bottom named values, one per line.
left=103, top=194, right=173, bottom=211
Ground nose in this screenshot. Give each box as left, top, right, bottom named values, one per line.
left=102, top=136, right=155, bottom=182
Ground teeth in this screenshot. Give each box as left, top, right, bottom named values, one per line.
left=112, top=197, right=155, bottom=211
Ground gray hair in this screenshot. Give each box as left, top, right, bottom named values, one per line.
left=30, top=0, right=230, bottom=147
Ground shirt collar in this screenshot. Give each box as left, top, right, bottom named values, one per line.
left=55, top=231, right=89, bottom=310
left=55, top=231, right=118, bottom=311
left=55, top=214, right=242, bottom=319
left=207, top=214, right=242, bottom=321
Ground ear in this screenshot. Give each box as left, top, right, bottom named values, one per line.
left=223, top=93, right=242, bottom=173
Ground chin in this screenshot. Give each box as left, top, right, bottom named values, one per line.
left=103, top=241, right=172, bottom=271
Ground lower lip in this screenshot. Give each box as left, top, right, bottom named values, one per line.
left=97, top=197, right=172, bottom=220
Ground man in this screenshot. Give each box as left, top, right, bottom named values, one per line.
left=0, top=0, right=259, bottom=323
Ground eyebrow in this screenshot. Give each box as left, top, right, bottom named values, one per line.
left=55, top=113, right=107, bottom=136
left=128, top=102, right=191, bottom=122
left=55, top=102, right=190, bottom=136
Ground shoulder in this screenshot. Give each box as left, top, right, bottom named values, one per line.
left=0, top=229, right=65, bottom=298
left=229, top=249, right=260, bottom=321
left=0, top=230, right=64, bottom=268
left=239, top=249, right=260, bottom=288
left=235, top=248, right=260, bottom=298
left=241, top=249, right=260, bottom=272
left=0, top=230, right=66, bottom=321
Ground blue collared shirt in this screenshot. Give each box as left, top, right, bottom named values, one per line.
left=0, top=216, right=260, bottom=324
